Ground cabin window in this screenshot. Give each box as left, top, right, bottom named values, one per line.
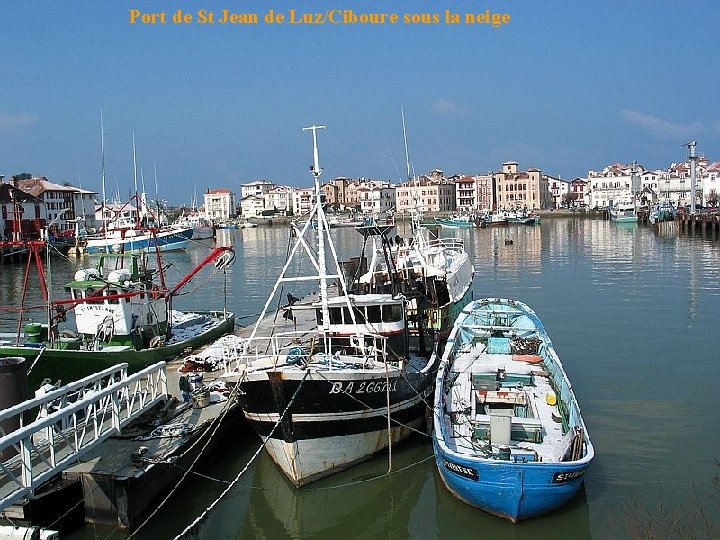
left=107, top=289, right=120, bottom=304
left=86, top=289, right=103, bottom=305
left=383, top=304, right=404, bottom=322
left=329, top=307, right=342, bottom=324
left=366, top=305, right=382, bottom=323
left=351, top=307, right=366, bottom=324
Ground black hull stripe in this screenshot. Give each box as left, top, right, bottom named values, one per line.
left=239, top=374, right=433, bottom=415
left=248, top=401, right=428, bottom=440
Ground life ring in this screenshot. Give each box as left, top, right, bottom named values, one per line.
left=150, top=285, right=160, bottom=300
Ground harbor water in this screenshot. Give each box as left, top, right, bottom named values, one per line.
left=2, top=217, right=719, bottom=538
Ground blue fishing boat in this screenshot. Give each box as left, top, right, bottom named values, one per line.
left=432, top=298, right=594, bottom=522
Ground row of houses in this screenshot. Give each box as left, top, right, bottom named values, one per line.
left=227, top=162, right=553, bottom=221
left=227, top=156, right=719, bottom=222
left=4, top=155, right=718, bottom=237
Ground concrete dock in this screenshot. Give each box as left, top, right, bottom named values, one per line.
left=2, top=347, right=246, bottom=534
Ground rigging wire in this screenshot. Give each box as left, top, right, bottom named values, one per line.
left=172, top=370, right=310, bottom=539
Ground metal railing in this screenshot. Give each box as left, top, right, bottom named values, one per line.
left=0, top=362, right=168, bottom=512
left=223, top=332, right=392, bottom=374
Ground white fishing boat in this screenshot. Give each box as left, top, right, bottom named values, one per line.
left=609, top=200, right=638, bottom=223
left=229, top=126, right=439, bottom=486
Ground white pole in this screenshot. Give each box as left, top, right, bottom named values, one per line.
left=302, top=125, right=328, bottom=331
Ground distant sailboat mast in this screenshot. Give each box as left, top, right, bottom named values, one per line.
left=401, top=106, right=412, bottom=182
left=132, top=132, right=143, bottom=225
left=100, top=108, right=108, bottom=243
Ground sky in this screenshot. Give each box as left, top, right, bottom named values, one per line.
left=1, top=0, right=719, bottom=205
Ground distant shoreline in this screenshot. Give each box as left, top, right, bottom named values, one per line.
left=245, top=208, right=602, bottom=226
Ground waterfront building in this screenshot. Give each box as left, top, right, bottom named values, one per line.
left=240, top=180, right=274, bottom=200
left=203, top=188, right=236, bottom=223
left=569, top=178, right=590, bottom=207
left=292, top=187, right=315, bottom=216
left=448, top=174, right=493, bottom=212
left=545, top=174, right=569, bottom=209
left=240, top=194, right=265, bottom=217
left=493, top=162, right=547, bottom=210
left=357, top=181, right=395, bottom=215
left=640, top=169, right=665, bottom=204
left=323, top=177, right=351, bottom=208
left=0, top=181, right=45, bottom=240
left=451, top=174, right=475, bottom=211
left=587, top=162, right=644, bottom=209
left=703, top=162, right=720, bottom=206
left=16, top=175, right=97, bottom=235
left=264, top=185, right=293, bottom=215
left=344, top=180, right=360, bottom=209
left=395, top=169, right=456, bottom=214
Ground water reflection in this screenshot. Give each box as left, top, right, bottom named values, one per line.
left=6, top=217, right=720, bottom=539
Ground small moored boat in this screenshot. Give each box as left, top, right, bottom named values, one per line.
left=432, top=298, right=594, bottom=522
left=0, top=240, right=237, bottom=390
left=435, top=214, right=478, bottom=229
left=609, top=201, right=638, bottom=223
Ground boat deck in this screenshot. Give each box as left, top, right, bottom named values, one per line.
left=441, top=341, right=571, bottom=463
left=219, top=287, right=431, bottom=378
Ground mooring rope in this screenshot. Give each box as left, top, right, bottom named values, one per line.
left=384, top=357, right=392, bottom=474
left=172, top=370, right=310, bottom=539
left=126, top=374, right=245, bottom=539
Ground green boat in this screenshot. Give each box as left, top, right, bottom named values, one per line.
left=0, top=242, right=237, bottom=391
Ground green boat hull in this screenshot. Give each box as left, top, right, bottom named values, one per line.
left=0, top=311, right=235, bottom=391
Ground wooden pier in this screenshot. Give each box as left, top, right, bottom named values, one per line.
left=675, top=212, right=720, bottom=239
left=636, top=210, right=720, bottom=240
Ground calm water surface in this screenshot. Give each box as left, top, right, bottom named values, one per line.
left=3, top=217, right=719, bottom=539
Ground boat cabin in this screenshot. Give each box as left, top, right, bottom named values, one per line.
left=64, top=259, right=168, bottom=348
left=314, top=294, right=409, bottom=360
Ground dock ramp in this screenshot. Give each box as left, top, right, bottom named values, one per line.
left=0, top=362, right=167, bottom=512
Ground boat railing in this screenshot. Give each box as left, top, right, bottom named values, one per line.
left=225, top=331, right=392, bottom=373
left=0, top=362, right=167, bottom=513
left=427, top=237, right=465, bottom=252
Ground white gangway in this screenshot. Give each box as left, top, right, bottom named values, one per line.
left=0, top=362, right=168, bottom=512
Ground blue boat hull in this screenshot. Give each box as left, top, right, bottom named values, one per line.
left=434, top=439, right=589, bottom=522
left=85, top=228, right=193, bottom=254
left=435, top=218, right=476, bottom=228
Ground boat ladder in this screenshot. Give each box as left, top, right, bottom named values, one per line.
left=0, top=362, right=168, bottom=512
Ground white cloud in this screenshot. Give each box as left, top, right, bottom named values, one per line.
left=621, top=109, right=701, bottom=139
left=431, top=99, right=460, bottom=114
left=0, top=112, right=39, bottom=129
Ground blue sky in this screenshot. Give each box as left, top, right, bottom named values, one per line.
left=1, top=1, right=719, bottom=204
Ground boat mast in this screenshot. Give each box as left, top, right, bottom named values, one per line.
left=100, top=109, right=108, bottom=245
left=303, top=124, right=330, bottom=331
left=132, top=132, right=142, bottom=225
left=401, top=107, right=411, bottom=182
